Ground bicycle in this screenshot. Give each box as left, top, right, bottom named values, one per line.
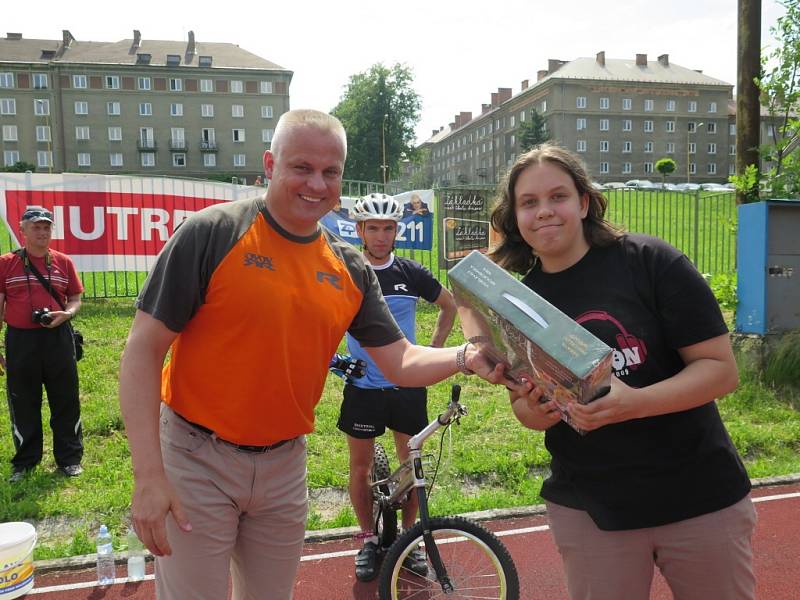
left=369, top=383, right=520, bottom=599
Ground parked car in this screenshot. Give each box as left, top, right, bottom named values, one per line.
left=604, top=181, right=627, bottom=189
left=674, top=182, right=701, bottom=191
left=591, top=181, right=607, bottom=191
left=700, top=183, right=730, bottom=192
left=624, top=179, right=656, bottom=189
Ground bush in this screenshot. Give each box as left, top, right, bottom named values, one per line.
left=764, top=329, right=800, bottom=388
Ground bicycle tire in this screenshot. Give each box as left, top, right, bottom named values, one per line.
left=378, top=515, right=519, bottom=600
left=372, top=442, right=398, bottom=550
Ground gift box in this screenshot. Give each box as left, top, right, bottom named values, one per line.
left=449, top=251, right=613, bottom=433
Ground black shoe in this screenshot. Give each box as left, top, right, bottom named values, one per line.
left=60, top=464, right=83, bottom=477
left=402, top=545, right=429, bottom=577
left=355, top=541, right=381, bottom=582
left=9, top=469, right=28, bottom=483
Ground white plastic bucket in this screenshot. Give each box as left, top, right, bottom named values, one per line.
left=0, top=522, right=36, bottom=599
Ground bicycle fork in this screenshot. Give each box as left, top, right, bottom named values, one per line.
left=413, top=456, right=455, bottom=593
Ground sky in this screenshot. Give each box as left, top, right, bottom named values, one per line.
left=4, top=0, right=788, bottom=145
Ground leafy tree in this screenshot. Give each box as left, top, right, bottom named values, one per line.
left=1, top=161, right=36, bottom=173
left=331, top=64, right=421, bottom=182
left=655, top=157, right=676, bottom=185
left=757, top=0, right=800, bottom=197
left=408, top=148, right=433, bottom=189
left=518, top=109, right=549, bottom=152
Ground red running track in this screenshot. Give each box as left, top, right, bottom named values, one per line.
left=26, top=482, right=800, bottom=599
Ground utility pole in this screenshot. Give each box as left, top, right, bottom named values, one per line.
left=737, top=0, right=762, bottom=203
left=381, top=113, right=388, bottom=188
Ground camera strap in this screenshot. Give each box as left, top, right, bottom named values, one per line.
left=18, top=249, right=65, bottom=311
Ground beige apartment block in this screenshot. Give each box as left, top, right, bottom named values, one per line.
left=424, top=52, right=743, bottom=186
left=0, top=30, right=291, bottom=181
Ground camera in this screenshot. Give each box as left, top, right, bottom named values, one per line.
left=32, top=307, right=53, bottom=326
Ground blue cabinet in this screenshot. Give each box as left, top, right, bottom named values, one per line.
left=736, top=200, right=800, bottom=334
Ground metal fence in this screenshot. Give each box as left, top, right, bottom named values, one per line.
left=0, top=181, right=737, bottom=299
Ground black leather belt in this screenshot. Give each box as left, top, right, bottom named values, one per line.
left=177, top=413, right=295, bottom=454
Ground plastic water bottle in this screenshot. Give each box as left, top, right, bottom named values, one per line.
left=96, top=524, right=116, bottom=585
left=126, top=528, right=146, bottom=581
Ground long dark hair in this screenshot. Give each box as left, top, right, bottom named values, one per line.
left=488, top=143, right=622, bottom=274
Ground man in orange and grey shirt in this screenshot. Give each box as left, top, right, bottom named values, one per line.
left=119, top=109, right=505, bottom=600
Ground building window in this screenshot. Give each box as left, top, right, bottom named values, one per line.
left=689, top=142, right=696, bottom=154
left=729, top=123, right=736, bottom=136
left=262, top=128, right=274, bottom=143
left=170, top=103, right=183, bottom=117
left=173, top=153, right=186, bottom=167
left=138, top=77, right=151, bottom=90
left=0, top=99, right=16, bottom=115
left=510, top=115, right=516, bottom=127
left=32, top=73, right=48, bottom=89
left=688, top=121, right=698, bottom=133
left=666, top=142, right=675, bottom=153
left=105, top=75, right=120, bottom=89
left=73, top=101, right=87, bottom=115
left=576, top=96, right=587, bottom=109
left=232, top=105, right=244, bottom=118
left=576, top=140, right=587, bottom=152
left=110, top=153, right=123, bottom=167
left=34, top=99, right=50, bottom=115
left=72, top=74, right=87, bottom=89
left=644, top=99, right=654, bottom=112
left=107, top=101, right=120, bottom=116
left=599, top=162, right=609, bottom=174
left=77, top=153, right=91, bottom=167
left=4, top=150, right=20, bottom=166
left=36, top=126, right=51, bottom=142
left=576, top=118, right=587, bottom=131
left=259, top=81, right=273, bottom=94
left=644, top=141, right=654, bottom=153
left=707, top=122, right=717, bottom=134
left=2, top=125, right=18, bottom=141
left=708, top=163, right=717, bottom=174
left=166, top=55, right=180, bottom=66
left=260, top=105, right=274, bottom=119
left=139, top=127, right=154, bottom=146
left=729, top=144, right=736, bottom=156
left=599, top=140, right=609, bottom=152
left=169, top=78, right=182, bottom=91
left=622, top=119, right=632, bottom=132
left=709, top=102, right=717, bottom=113
left=729, top=164, right=736, bottom=175
left=141, top=152, right=155, bottom=167
left=233, top=154, right=246, bottom=167
left=203, top=153, right=216, bottom=167
left=108, top=126, right=122, bottom=141
left=519, top=110, right=526, bottom=122
left=541, top=100, right=547, bottom=113
left=198, top=55, right=212, bottom=67
left=666, top=121, right=675, bottom=133
left=708, top=142, right=717, bottom=154
left=139, top=103, right=152, bottom=116
left=75, top=126, right=90, bottom=140
left=37, top=151, right=52, bottom=167
left=644, top=120, right=654, bottom=133
left=666, top=99, right=676, bottom=112
left=690, top=163, right=697, bottom=175
left=232, top=129, right=246, bottom=142
left=688, top=101, right=697, bottom=113
left=622, top=141, right=632, bottom=153
left=622, top=98, right=632, bottom=110
left=0, top=73, right=13, bottom=88
left=644, top=162, right=654, bottom=174
left=622, top=162, right=632, bottom=174
left=201, top=104, right=214, bottom=118
left=600, top=119, right=609, bottom=131
left=231, top=80, right=244, bottom=93
left=600, top=97, right=609, bottom=110
left=200, top=79, right=213, bottom=93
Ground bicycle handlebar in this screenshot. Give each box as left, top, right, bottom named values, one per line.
left=409, top=384, right=466, bottom=451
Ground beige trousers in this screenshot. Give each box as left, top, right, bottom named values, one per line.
left=155, top=403, right=308, bottom=600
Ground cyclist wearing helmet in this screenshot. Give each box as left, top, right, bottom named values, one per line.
left=340, top=193, right=456, bottom=582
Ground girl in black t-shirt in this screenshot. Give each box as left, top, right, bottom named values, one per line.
left=489, top=143, right=755, bottom=600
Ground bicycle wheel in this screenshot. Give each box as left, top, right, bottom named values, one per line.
left=372, top=442, right=398, bottom=550
left=378, top=515, right=519, bottom=600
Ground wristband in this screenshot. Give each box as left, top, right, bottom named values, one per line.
left=456, top=342, right=473, bottom=375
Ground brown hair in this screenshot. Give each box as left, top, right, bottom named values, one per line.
left=488, top=143, right=622, bottom=274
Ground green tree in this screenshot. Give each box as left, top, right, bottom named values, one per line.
left=655, top=157, right=676, bottom=185
left=331, top=64, right=421, bottom=183
left=408, top=147, right=433, bottom=189
left=1, top=161, right=36, bottom=173
left=757, top=0, right=800, bottom=197
left=518, top=109, right=549, bottom=152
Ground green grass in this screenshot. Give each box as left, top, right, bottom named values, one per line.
left=1, top=298, right=798, bottom=560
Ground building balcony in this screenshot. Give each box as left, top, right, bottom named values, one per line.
left=200, top=140, right=218, bottom=152
left=169, top=139, right=188, bottom=152
left=136, top=139, right=157, bottom=151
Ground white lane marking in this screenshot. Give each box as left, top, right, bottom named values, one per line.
left=27, top=491, right=800, bottom=594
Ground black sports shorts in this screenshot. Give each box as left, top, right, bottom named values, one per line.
left=337, top=384, right=428, bottom=438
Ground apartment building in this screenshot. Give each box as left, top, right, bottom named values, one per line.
left=425, top=52, right=736, bottom=186
left=0, top=30, right=291, bottom=180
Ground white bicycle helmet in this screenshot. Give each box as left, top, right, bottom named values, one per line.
left=350, top=193, right=404, bottom=222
